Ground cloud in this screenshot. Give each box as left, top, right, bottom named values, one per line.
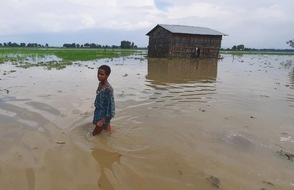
left=0, top=0, right=293, bottom=48
left=154, top=0, right=173, bottom=10
left=166, top=2, right=230, bottom=19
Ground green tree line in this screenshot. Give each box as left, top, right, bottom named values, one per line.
left=0, top=40, right=138, bottom=49
left=63, top=40, right=137, bottom=49
left=0, top=42, right=49, bottom=48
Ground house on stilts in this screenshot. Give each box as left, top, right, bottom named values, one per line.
left=146, top=24, right=227, bottom=58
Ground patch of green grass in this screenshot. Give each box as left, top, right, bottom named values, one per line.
left=16, top=60, right=73, bottom=70
left=0, top=47, right=142, bottom=69
left=52, top=48, right=137, bottom=61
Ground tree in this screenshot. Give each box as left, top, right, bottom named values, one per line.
left=27, top=43, right=38, bottom=47
left=121, top=40, right=131, bottom=48
left=287, top=40, right=294, bottom=48
left=231, top=44, right=245, bottom=50
left=120, top=40, right=137, bottom=49
left=237, top=44, right=245, bottom=50
left=90, top=43, right=96, bottom=48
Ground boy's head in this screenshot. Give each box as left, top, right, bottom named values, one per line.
left=98, top=65, right=111, bottom=76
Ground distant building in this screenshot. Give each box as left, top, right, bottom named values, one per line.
left=146, top=24, right=227, bottom=58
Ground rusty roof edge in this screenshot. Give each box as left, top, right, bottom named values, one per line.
left=146, top=24, right=228, bottom=36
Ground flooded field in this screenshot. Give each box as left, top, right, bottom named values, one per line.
left=0, top=53, right=294, bottom=190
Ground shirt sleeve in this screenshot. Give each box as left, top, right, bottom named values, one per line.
left=105, top=88, right=115, bottom=118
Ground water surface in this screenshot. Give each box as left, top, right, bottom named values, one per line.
left=0, top=53, right=293, bottom=190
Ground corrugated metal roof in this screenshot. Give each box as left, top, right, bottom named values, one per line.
left=150, top=24, right=227, bottom=36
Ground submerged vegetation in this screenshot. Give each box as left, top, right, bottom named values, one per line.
left=1, top=47, right=293, bottom=70
left=0, top=47, right=142, bottom=69
left=16, top=60, right=73, bottom=70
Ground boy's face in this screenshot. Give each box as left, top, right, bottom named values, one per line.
left=97, top=69, right=108, bottom=81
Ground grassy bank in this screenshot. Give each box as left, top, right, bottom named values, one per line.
left=0, top=47, right=144, bottom=69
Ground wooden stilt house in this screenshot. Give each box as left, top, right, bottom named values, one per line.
left=146, top=24, right=227, bottom=58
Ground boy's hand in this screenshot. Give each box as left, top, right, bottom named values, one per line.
left=96, top=120, right=104, bottom=128
left=96, top=121, right=103, bottom=127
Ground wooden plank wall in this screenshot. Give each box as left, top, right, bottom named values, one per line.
left=147, top=27, right=222, bottom=58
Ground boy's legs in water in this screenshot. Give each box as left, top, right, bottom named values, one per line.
left=92, top=124, right=103, bottom=136
left=92, top=123, right=112, bottom=136
left=104, top=123, right=112, bottom=132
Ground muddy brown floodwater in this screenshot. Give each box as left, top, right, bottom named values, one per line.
left=0, top=53, right=294, bottom=190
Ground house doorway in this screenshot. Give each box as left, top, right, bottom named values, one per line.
left=194, top=47, right=200, bottom=58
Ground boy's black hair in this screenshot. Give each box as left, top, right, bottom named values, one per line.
left=99, top=65, right=111, bottom=75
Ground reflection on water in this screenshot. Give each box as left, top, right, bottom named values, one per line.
left=287, top=67, right=294, bottom=107
left=0, top=101, right=50, bottom=128
left=1, top=54, right=294, bottom=190
left=146, top=58, right=217, bottom=84
left=92, top=148, right=121, bottom=190
left=145, top=58, right=218, bottom=106
left=291, top=67, right=294, bottom=87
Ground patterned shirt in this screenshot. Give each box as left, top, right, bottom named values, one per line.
left=93, top=84, right=115, bottom=127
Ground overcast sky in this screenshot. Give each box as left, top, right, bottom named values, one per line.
left=0, top=0, right=293, bottom=49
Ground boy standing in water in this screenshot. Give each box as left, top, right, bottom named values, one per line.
left=92, top=65, right=115, bottom=136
